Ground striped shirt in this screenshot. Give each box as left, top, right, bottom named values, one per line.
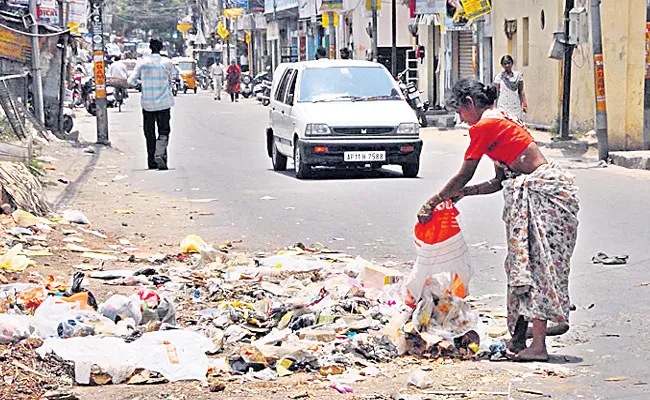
left=128, top=54, right=175, bottom=112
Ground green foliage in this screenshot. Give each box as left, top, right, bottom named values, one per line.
left=108, top=0, right=187, bottom=37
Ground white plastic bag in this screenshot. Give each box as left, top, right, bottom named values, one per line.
left=100, top=294, right=143, bottom=325
left=0, top=313, right=32, bottom=344
left=33, top=297, right=116, bottom=339
left=36, top=329, right=213, bottom=384
left=406, top=201, right=472, bottom=303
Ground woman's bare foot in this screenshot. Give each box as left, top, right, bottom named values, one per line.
left=510, top=318, right=549, bottom=361
left=508, top=344, right=548, bottom=362
left=506, top=338, right=527, bottom=354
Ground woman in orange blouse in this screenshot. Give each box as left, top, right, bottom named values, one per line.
left=418, top=78, right=580, bottom=362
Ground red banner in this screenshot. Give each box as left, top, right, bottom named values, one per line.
left=93, top=50, right=106, bottom=100
left=593, top=54, right=606, bottom=112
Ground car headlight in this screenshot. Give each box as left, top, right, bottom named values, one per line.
left=397, top=123, right=419, bottom=135
left=305, top=123, right=332, bottom=136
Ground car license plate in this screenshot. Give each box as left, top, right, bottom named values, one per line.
left=344, top=151, right=386, bottom=162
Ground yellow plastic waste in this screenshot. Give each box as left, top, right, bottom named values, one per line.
left=12, top=210, right=51, bottom=227
left=0, top=244, right=34, bottom=272
left=114, top=209, right=134, bottom=215
left=180, top=234, right=208, bottom=253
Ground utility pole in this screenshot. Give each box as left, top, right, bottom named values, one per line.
left=329, top=12, right=336, bottom=59
left=89, top=0, right=109, bottom=145
left=559, top=0, right=574, bottom=140
left=57, top=0, right=69, bottom=134
left=590, top=0, right=608, bottom=160
left=643, top=2, right=650, bottom=150
left=28, top=0, right=45, bottom=125
left=390, top=0, right=396, bottom=76
left=371, top=0, right=378, bottom=62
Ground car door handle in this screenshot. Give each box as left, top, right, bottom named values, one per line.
left=281, top=110, right=284, bottom=114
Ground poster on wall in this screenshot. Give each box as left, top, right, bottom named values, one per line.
left=0, top=25, right=31, bottom=62
left=68, top=0, right=88, bottom=34
left=38, top=0, right=60, bottom=25
left=460, top=0, right=491, bottom=21
left=414, top=0, right=445, bottom=15
left=320, top=0, right=342, bottom=11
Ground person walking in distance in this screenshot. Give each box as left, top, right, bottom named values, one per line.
left=494, top=55, right=528, bottom=120
left=226, top=61, right=241, bottom=102
left=210, top=60, right=225, bottom=100
left=128, top=38, right=174, bottom=170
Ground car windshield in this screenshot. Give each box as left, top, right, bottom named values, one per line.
left=298, top=66, right=400, bottom=102
left=178, top=62, right=194, bottom=71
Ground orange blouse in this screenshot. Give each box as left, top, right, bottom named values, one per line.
left=464, top=109, right=534, bottom=165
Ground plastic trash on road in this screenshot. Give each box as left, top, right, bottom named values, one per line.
left=0, top=244, right=35, bottom=272
left=62, top=210, right=91, bottom=225
left=0, top=313, right=32, bottom=344
left=36, top=330, right=214, bottom=384
left=180, top=234, right=209, bottom=253
left=100, top=294, right=143, bottom=325
left=33, top=297, right=116, bottom=339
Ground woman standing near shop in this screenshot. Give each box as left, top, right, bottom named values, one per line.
left=494, top=55, right=528, bottom=120
left=418, top=78, right=579, bottom=362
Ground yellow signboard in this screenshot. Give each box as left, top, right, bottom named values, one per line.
left=177, top=22, right=192, bottom=33
left=460, top=0, right=491, bottom=20
left=0, top=26, right=31, bottom=63
left=365, top=0, right=381, bottom=12
left=223, top=8, right=244, bottom=18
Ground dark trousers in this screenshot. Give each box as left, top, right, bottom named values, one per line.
left=143, top=108, right=170, bottom=168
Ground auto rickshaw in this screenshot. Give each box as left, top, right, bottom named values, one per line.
left=172, top=57, right=197, bottom=93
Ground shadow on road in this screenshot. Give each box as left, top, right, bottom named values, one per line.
left=270, top=167, right=418, bottom=181
left=53, top=143, right=101, bottom=209
left=547, top=354, right=584, bottom=364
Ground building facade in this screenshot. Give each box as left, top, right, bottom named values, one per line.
left=492, top=0, right=647, bottom=150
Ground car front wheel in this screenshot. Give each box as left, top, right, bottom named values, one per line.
left=402, top=162, right=419, bottom=178
left=294, top=143, right=310, bottom=179
left=272, top=141, right=287, bottom=171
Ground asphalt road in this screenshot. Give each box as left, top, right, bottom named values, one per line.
left=87, top=90, right=650, bottom=398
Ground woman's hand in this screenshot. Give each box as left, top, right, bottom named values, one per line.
left=417, top=194, right=443, bottom=224
left=522, top=104, right=528, bottom=114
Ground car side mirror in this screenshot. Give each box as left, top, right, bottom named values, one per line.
left=287, top=93, right=294, bottom=105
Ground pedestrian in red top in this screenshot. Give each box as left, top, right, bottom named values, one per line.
left=417, top=78, right=580, bottom=362
left=226, top=61, right=241, bottom=102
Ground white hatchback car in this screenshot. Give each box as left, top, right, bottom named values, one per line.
left=265, top=60, right=423, bottom=179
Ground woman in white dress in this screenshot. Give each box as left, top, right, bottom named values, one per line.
left=494, top=55, right=528, bottom=120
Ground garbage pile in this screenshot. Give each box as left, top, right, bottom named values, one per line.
left=0, top=203, right=511, bottom=397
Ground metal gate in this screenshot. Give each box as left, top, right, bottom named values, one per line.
left=457, top=30, right=475, bottom=79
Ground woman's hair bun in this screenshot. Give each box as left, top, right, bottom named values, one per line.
left=485, top=84, right=498, bottom=104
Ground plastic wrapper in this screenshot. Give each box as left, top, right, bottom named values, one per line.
left=100, top=294, right=143, bottom=325
left=36, top=330, right=214, bottom=384
left=0, top=244, right=34, bottom=272
left=33, top=296, right=116, bottom=339
left=0, top=313, right=32, bottom=344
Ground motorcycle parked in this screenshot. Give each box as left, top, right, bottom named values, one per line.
left=397, top=70, right=429, bottom=127
left=82, top=77, right=117, bottom=116
left=240, top=73, right=253, bottom=98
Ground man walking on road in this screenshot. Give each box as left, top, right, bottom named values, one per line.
left=128, top=38, right=174, bottom=170
left=210, top=61, right=225, bottom=101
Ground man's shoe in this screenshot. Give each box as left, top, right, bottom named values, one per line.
left=155, top=156, right=168, bottom=170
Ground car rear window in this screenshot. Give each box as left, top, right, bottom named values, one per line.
left=298, top=66, right=398, bottom=102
